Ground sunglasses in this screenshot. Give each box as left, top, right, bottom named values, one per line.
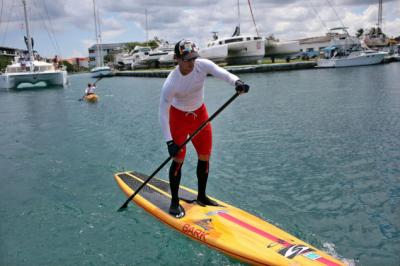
left=182, top=58, right=196, bottom=62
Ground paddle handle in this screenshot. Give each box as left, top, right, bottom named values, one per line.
left=118, top=92, right=240, bottom=211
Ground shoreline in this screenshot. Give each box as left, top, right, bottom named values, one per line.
left=114, top=61, right=317, bottom=78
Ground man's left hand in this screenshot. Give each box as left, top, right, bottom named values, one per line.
left=235, top=80, right=250, bottom=94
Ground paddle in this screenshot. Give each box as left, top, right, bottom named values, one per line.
left=78, top=76, right=104, bottom=101
left=118, top=92, right=241, bottom=211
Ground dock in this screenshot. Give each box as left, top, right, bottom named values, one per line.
left=114, top=61, right=317, bottom=78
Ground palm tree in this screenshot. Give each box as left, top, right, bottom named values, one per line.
left=356, top=28, right=364, bottom=38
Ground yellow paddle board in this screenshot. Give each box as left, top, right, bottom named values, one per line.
left=115, top=171, right=345, bottom=266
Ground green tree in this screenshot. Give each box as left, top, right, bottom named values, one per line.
left=104, top=54, right=115, bottom=64
left=369, top=27, right=377, bottom=36
left=0, top=55, right=12, bottom=72
left=61, top=61, right=74, bottom=72
left=124, top=39, right=162, bottom=52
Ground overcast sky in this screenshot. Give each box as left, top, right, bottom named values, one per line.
left=0, top=0, right=399, bottom=58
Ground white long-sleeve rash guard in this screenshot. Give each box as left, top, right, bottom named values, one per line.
left=159, top=58, right=239, bottom=141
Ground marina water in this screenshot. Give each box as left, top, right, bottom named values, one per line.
left=1, top=63, right=399, bottom=265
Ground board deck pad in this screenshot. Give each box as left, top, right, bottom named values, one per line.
left=115, top=171, right=346, bottom=266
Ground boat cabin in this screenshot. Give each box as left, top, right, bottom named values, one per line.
left=207, top=36, right=262, bottom=47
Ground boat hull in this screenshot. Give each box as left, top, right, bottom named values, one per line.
left=90, top=66, right=113, bottom=78
left=85, top=94, right=98, bottom=103
left=265, top=39, right=300, bottom=58
left=317, top=52, right=386, bottom=68
left=0, top=70, right=67, bottom=90
left=226, top=40, right=265, bottom=65
left=159, top=53, right=175, bottom=66
left=199, top=45, right=228, bottom=63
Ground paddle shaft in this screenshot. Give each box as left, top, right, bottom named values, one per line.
left=93, top=76, right=103, bottom=85
left=118, top=92, right=240, bottom=211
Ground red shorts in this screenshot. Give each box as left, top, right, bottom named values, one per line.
left=169, top=104, right=212, bottom=161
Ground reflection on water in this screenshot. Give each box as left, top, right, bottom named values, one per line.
left=0, top=64, right=399, bottom=266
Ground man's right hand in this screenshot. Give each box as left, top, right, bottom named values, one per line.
left=166, top=140, right=180, bottom=157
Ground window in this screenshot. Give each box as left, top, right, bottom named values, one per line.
left=225, top=38, right=243, bottom=44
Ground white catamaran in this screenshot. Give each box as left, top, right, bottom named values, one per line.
left=199, top=0, right=265, bottom=65
left=0, top=0, right=67, bottom=90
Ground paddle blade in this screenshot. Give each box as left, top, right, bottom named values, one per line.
left=117, top=204, right=128, bottom=212
left=117, top=197, right=132, bottom=212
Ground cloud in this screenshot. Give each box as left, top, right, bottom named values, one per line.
left=70, top=49, right=85, bottom=58
left=2, top=0, right=399, bottom=58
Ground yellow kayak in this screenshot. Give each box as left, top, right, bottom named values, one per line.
left=84, top=94, right=98, bottom=103
left=115, top=171, right=345, bottom=266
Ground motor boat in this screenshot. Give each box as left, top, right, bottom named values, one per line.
left=137, top=42, right=175, bottom=68
left=130, top=46, right=151, bottom=69
left=90, top=66, right=113, bottom=77
left=317, top=49, right=387, bottom=67
left=158, top=52, right=175, bottom=67
left=317, top=27, right=386, bottom=68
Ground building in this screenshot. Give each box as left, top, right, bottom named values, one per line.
left=296, top=35, right=331, bottom=53
left=64, top=57, right=89, bottom=69
left=88, top=42, right=126, bottom=68
left=295, top=30, right=359, bottom=55
left=0, top=46, right=23, bottom=59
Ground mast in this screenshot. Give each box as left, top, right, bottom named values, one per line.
left=92, top=0, right=100, bottom=68
left=237, top=0, right=240, bottom=33
left=22, top=0, right=34, bottom=68
left=97, top=7, right=104, bottom=66
left=248, top=0, right=259, bottom=37
left=377, top=0, right=383, bottom=31
left=145, top=8, right=148, bottom=47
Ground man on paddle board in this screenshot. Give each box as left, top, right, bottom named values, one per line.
left=159, top=39, right=249, bottom=218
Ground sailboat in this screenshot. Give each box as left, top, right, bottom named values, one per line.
left=0, top=0, right=67, bottom=90
left=90, top=0, right=112, bottom=78
left=199, top=0, right=265, bottom=65
left=264, top=35, right=300, bottom=62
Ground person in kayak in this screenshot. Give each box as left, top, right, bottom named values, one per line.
left=85, top=83, right=96, bottom=96
left=159, top=39, right=249, bottom=218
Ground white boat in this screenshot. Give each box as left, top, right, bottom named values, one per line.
left=130, top=46, right=151, bottom=69
left=135, top=42, right=174, bottom=68
left=317, top=50, right=387, bottom=68
left=90, top=66, right=113, bottom=77
left=158, top=51, right=175, bottom=67
left=317, top=27, right=386, bottom=68
left=90, top=0, right=112, bottom=78
left=0, top=0, right=67, bottom=90
left=199, top=29, right=265, bottom=65
left=199, top=0, right=264, bottom=65
left=0, top=59, right=67, bottom=90
left=264, top=37, right=300, bottom=60
left=115, top=50, right=137, bottom=69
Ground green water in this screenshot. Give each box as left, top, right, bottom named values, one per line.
left=1, top=63, right=399, bottom=266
